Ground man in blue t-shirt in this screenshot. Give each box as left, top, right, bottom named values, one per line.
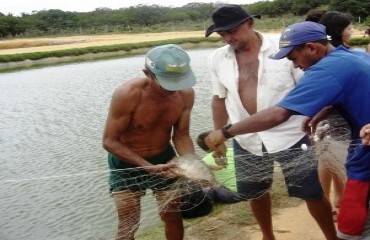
left=205, top=21, right=370, bottom=240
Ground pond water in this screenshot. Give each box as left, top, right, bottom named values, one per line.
left=1, top=42, right=367, bottom=240
left=0, top=48, right=215, bottom=240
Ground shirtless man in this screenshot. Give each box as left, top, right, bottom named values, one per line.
left=102, top=44, right=196, bottom=240
left=205, top=5, right=336, bottom=240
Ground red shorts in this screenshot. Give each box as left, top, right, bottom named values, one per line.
left=337, top=179, right=370, bottom=238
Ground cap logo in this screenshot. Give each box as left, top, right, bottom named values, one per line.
left=284, top=28, right=292, bottom=33
left=145, top=58, right=155, bottom=69
left=279, top=40, right=291, bottom=47
left=279, top=28, right=292, bottom=47
left=165, top=63, right=187, bottom=73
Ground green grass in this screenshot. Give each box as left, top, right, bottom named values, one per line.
left=0, top=37, right=224, bottom=72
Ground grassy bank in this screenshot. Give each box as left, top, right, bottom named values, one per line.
left=0, top=37, right=223, bottom=63
left=0, top=36, right=224, bottom=72
left=0, top=37, right=221, bottom=70
left=1, top=33, right=368, bottom=64
left=0, top=27, right=369, bottom=72
left=1, top=27, right=369, bottom=73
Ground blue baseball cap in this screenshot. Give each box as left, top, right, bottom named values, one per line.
left=145, top=44, right=196, bottom=91
left=269, top=21, right=331, bottom=60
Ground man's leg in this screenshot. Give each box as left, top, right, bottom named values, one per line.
left=250, top=192, right=276, bottom=240
left=332, top=173, right=345, bottom=210
left=317, top=155, right=333, bottom=203
left=233, top=140, right=275, bottom=240
left=278, top=136, right=337, bottom=240
left=326, top=139, right=346, bottom=210
left=155, top=189, right=184, bottom=240
left=113, top=190, right=142, bottom=240
left=306, top=197, right=338, bottom=240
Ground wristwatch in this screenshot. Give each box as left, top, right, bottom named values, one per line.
left=221, top=124, right=234, bottom=139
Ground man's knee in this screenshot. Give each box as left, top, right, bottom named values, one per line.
left=160, top=210, right=182, bottom=223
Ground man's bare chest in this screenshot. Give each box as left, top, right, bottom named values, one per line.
left=236, top=52, right=259, bottom=82
left=131, top=98, right=183, bottom=129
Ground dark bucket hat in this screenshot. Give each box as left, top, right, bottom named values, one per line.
left=205, top=4, right=261, bottom=37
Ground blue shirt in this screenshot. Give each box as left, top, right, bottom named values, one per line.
left=278, top=46, right=370, bottom=180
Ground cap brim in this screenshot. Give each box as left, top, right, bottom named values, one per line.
left=268, top=46, right=294, bottom=60
left=205, top=15, right=261, bottom=37
left=156, top=70, right=196, bottom=91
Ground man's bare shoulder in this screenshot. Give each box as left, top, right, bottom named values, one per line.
left=113, top=77, right=148, bottom=96
left=177, top=88, right=195, bottom=108
left=178, top=88, right=195, bottom=99
left=108, top=77, right=150, bottom=114
left=178, top=87, right=194, bottom=95
left=119, top=77, right=148, bottom=89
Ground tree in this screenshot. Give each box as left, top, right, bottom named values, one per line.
left=0, top=15, right=27, bottom=37
left=329, top=0, right=370, bottom=19
left=246, top=1, right=281, bottom=17
left=27, top=9, right=80, bottom=32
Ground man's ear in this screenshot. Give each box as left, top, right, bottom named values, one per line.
left=305, top=42, right=318, bottom=54
left=143, top=69, right=155, bottom=79
left=246, top=19, right=254, bottom=27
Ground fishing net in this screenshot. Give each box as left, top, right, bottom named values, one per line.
left=0, top=53, right=358, bottom=239
left=1, top=118, right=355, bottom=240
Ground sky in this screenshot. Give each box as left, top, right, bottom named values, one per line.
left=1, top=0, right=260, bottom=16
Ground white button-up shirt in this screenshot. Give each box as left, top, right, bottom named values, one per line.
left=208, top=32, right=305, bottom=156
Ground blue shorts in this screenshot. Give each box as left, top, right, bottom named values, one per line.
left=108, top=144, right=177, bottom=194
left=234, top=136, right=323, bottom=200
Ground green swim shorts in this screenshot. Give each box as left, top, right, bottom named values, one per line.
left=108, top=144, right=177, bottom=194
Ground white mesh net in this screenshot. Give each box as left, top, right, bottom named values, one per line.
left=0, top=119, right=356, bottom=240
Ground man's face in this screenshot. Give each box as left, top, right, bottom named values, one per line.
left=286, top=43, right=323, bottom=71
left=217, top=20, right=253, bottom=50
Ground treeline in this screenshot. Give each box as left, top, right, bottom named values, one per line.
left=0, top=0, right=369, bottom=38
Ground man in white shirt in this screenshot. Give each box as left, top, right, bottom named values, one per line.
left=205, top=5, right=336, bottom=240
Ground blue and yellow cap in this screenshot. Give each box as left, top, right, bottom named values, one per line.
left=269, top=21, right=331, bottom=60
left=145, top=44, right=196, bottom=91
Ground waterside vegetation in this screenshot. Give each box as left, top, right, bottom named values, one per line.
left=0, top=1, right=369, bottom=71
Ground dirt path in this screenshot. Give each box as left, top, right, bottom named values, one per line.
left=245, top=202, right=330, bottom=240
left=0, top=31, right=206, bottom=55
left=0, top=28, right=365, bottom=56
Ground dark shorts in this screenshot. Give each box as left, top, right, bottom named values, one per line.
left=234, top=136, right=323, bottom=200
left=108, top=144, right=176, bottom=194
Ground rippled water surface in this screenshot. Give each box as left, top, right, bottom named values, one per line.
left=0, top=48, right=214, bottom=240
